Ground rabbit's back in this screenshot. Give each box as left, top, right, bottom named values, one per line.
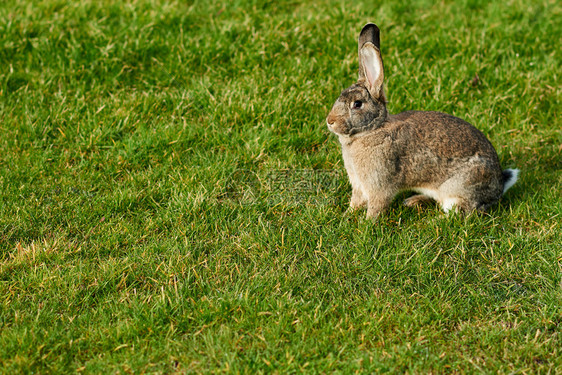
left=389, top=111, right=499, bottom=160
left=363, top=111, right=504, bottom=191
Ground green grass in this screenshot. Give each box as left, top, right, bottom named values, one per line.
left=1, top=0, right=561, bottom=373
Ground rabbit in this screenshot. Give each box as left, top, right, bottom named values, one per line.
left=326, top=23, right=519, bottom=219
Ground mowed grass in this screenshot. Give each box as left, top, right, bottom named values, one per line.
left=0, top=0, right=561, bottom=372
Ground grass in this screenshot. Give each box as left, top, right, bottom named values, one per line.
left=0, top=0, right=561, bottom=372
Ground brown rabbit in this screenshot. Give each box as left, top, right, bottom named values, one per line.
left=326, top=23, right=519, bottom=219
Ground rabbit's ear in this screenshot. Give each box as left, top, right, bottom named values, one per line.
left=358, top=24, right=384, bottom=99
left=358, top=23, right=380, bottom=51
left=359, top=43, right=384, bottom=99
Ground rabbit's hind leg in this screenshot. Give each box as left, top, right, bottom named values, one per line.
left=403, top=194, right=433, bottom=208
left=440, top=197, right=461, bottom=214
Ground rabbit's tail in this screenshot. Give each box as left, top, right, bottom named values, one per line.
left=502, top=168, right=520, bottom=194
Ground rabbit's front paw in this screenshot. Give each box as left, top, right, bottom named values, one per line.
left=350, top=189, right=367, bottom=210
left=365, top=196, right=392, bottom=220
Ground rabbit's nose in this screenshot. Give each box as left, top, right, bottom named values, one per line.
left=326, top=115, right=336, bottom=125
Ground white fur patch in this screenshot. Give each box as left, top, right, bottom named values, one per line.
left=441, top=197, right=459, bottom=213
left=503, top=169, right=520, bottom=194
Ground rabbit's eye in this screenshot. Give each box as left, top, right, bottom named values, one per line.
left=352, top=100, right=363, bottom=109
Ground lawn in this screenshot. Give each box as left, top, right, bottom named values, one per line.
left=0, top=0, right=561, bottom=373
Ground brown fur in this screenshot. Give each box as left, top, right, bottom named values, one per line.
left=327, top=23, right=517, bottom=219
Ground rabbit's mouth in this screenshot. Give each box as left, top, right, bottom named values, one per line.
left=327, top=120, right=360, bottom=137
left=326, top=120, right=346, bottom=135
